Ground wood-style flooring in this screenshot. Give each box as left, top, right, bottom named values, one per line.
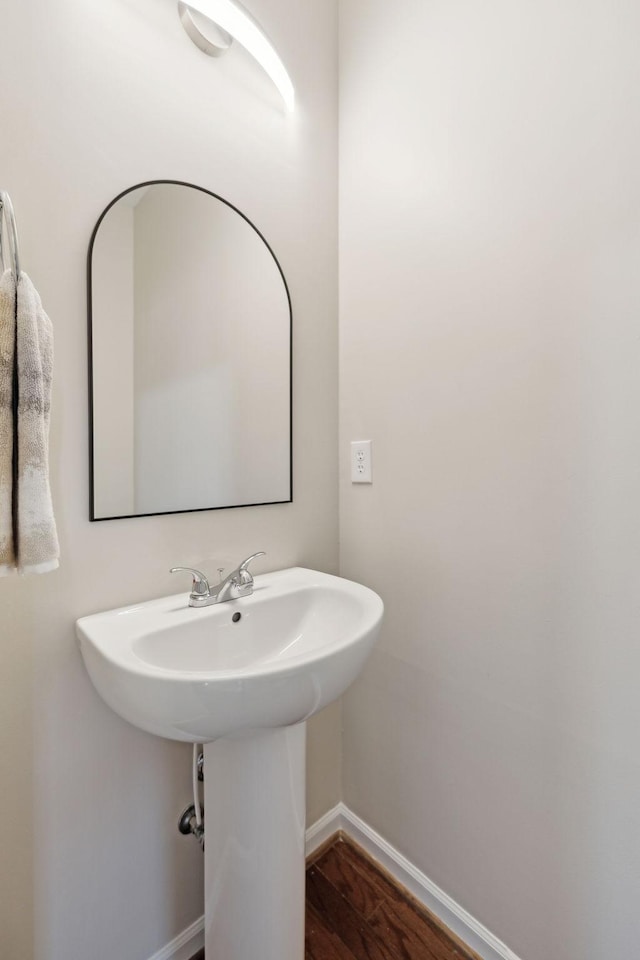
left=190, top=834, right=479, bottom=960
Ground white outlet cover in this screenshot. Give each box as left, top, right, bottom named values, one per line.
left=351, top=440, right=372, bottom=483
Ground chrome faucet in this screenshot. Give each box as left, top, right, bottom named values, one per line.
left=170, top=552, right=266, bottom=607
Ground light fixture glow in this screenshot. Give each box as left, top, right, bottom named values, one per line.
left=180, top=0, right=295, bottom=111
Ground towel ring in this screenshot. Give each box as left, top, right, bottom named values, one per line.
left=0, top=190, right=21, bottom=279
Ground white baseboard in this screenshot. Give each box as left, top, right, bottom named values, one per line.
left=305, top=801, right=351, bottom=855
left=148, top=915, right=204, bottom=960
left=306, top=803, right=523, bottom=960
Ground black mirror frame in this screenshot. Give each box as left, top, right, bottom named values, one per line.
left=87, top=179, right=293, bottom=521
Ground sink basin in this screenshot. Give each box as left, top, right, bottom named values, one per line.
left=76, top=567, right=383, bottom=742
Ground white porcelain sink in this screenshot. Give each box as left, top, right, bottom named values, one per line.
left=76, top=567, right=383, bottom=743
left=76, top=565, right=383, bottom=960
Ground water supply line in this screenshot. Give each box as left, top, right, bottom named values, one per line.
left=193, top=743, right=202, bottom=829
left=178, top=745, right=205, bottom=849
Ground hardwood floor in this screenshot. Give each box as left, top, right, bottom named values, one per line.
left=190, top=835, right=479, bottom=960
left=306, top=837, right=479, bottom=960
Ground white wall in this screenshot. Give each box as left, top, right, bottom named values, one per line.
left=0, top=1, right=339, bottom=958
left=339, top=2, right=640, bottom=959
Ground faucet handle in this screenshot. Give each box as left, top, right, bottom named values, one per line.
left=238, top=552, right=266, bottom=574
left=235, top=550, right=266, bottom=597
left=170, top=566, right=210, bottom=597
left=236, top=552, right=266, bottom=587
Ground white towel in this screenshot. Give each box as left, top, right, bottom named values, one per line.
left=0, top=270, right=16, bottom=575
left=15, top=273, right=59, bottom=574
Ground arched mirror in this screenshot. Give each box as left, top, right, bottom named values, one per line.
left=88, top=181, right=292, bottom=520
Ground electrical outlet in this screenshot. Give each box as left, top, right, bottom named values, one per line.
left=351, top=440, right=372, bottom=483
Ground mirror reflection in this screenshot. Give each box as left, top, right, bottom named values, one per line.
left=89, top=181, right=292, bottom=520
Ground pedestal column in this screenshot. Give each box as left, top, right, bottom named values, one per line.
left=203, top=723, right=306, bottom=960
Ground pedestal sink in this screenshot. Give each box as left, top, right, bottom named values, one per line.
left=76, top=567, right=383, bottom=960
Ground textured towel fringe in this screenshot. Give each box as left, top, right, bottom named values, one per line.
left=15, top=274, right=59, bottom=573
left=0, top=270, right=59, bottom=575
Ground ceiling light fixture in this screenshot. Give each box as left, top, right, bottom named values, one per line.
left=177, top=0, right=295, bottom=112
